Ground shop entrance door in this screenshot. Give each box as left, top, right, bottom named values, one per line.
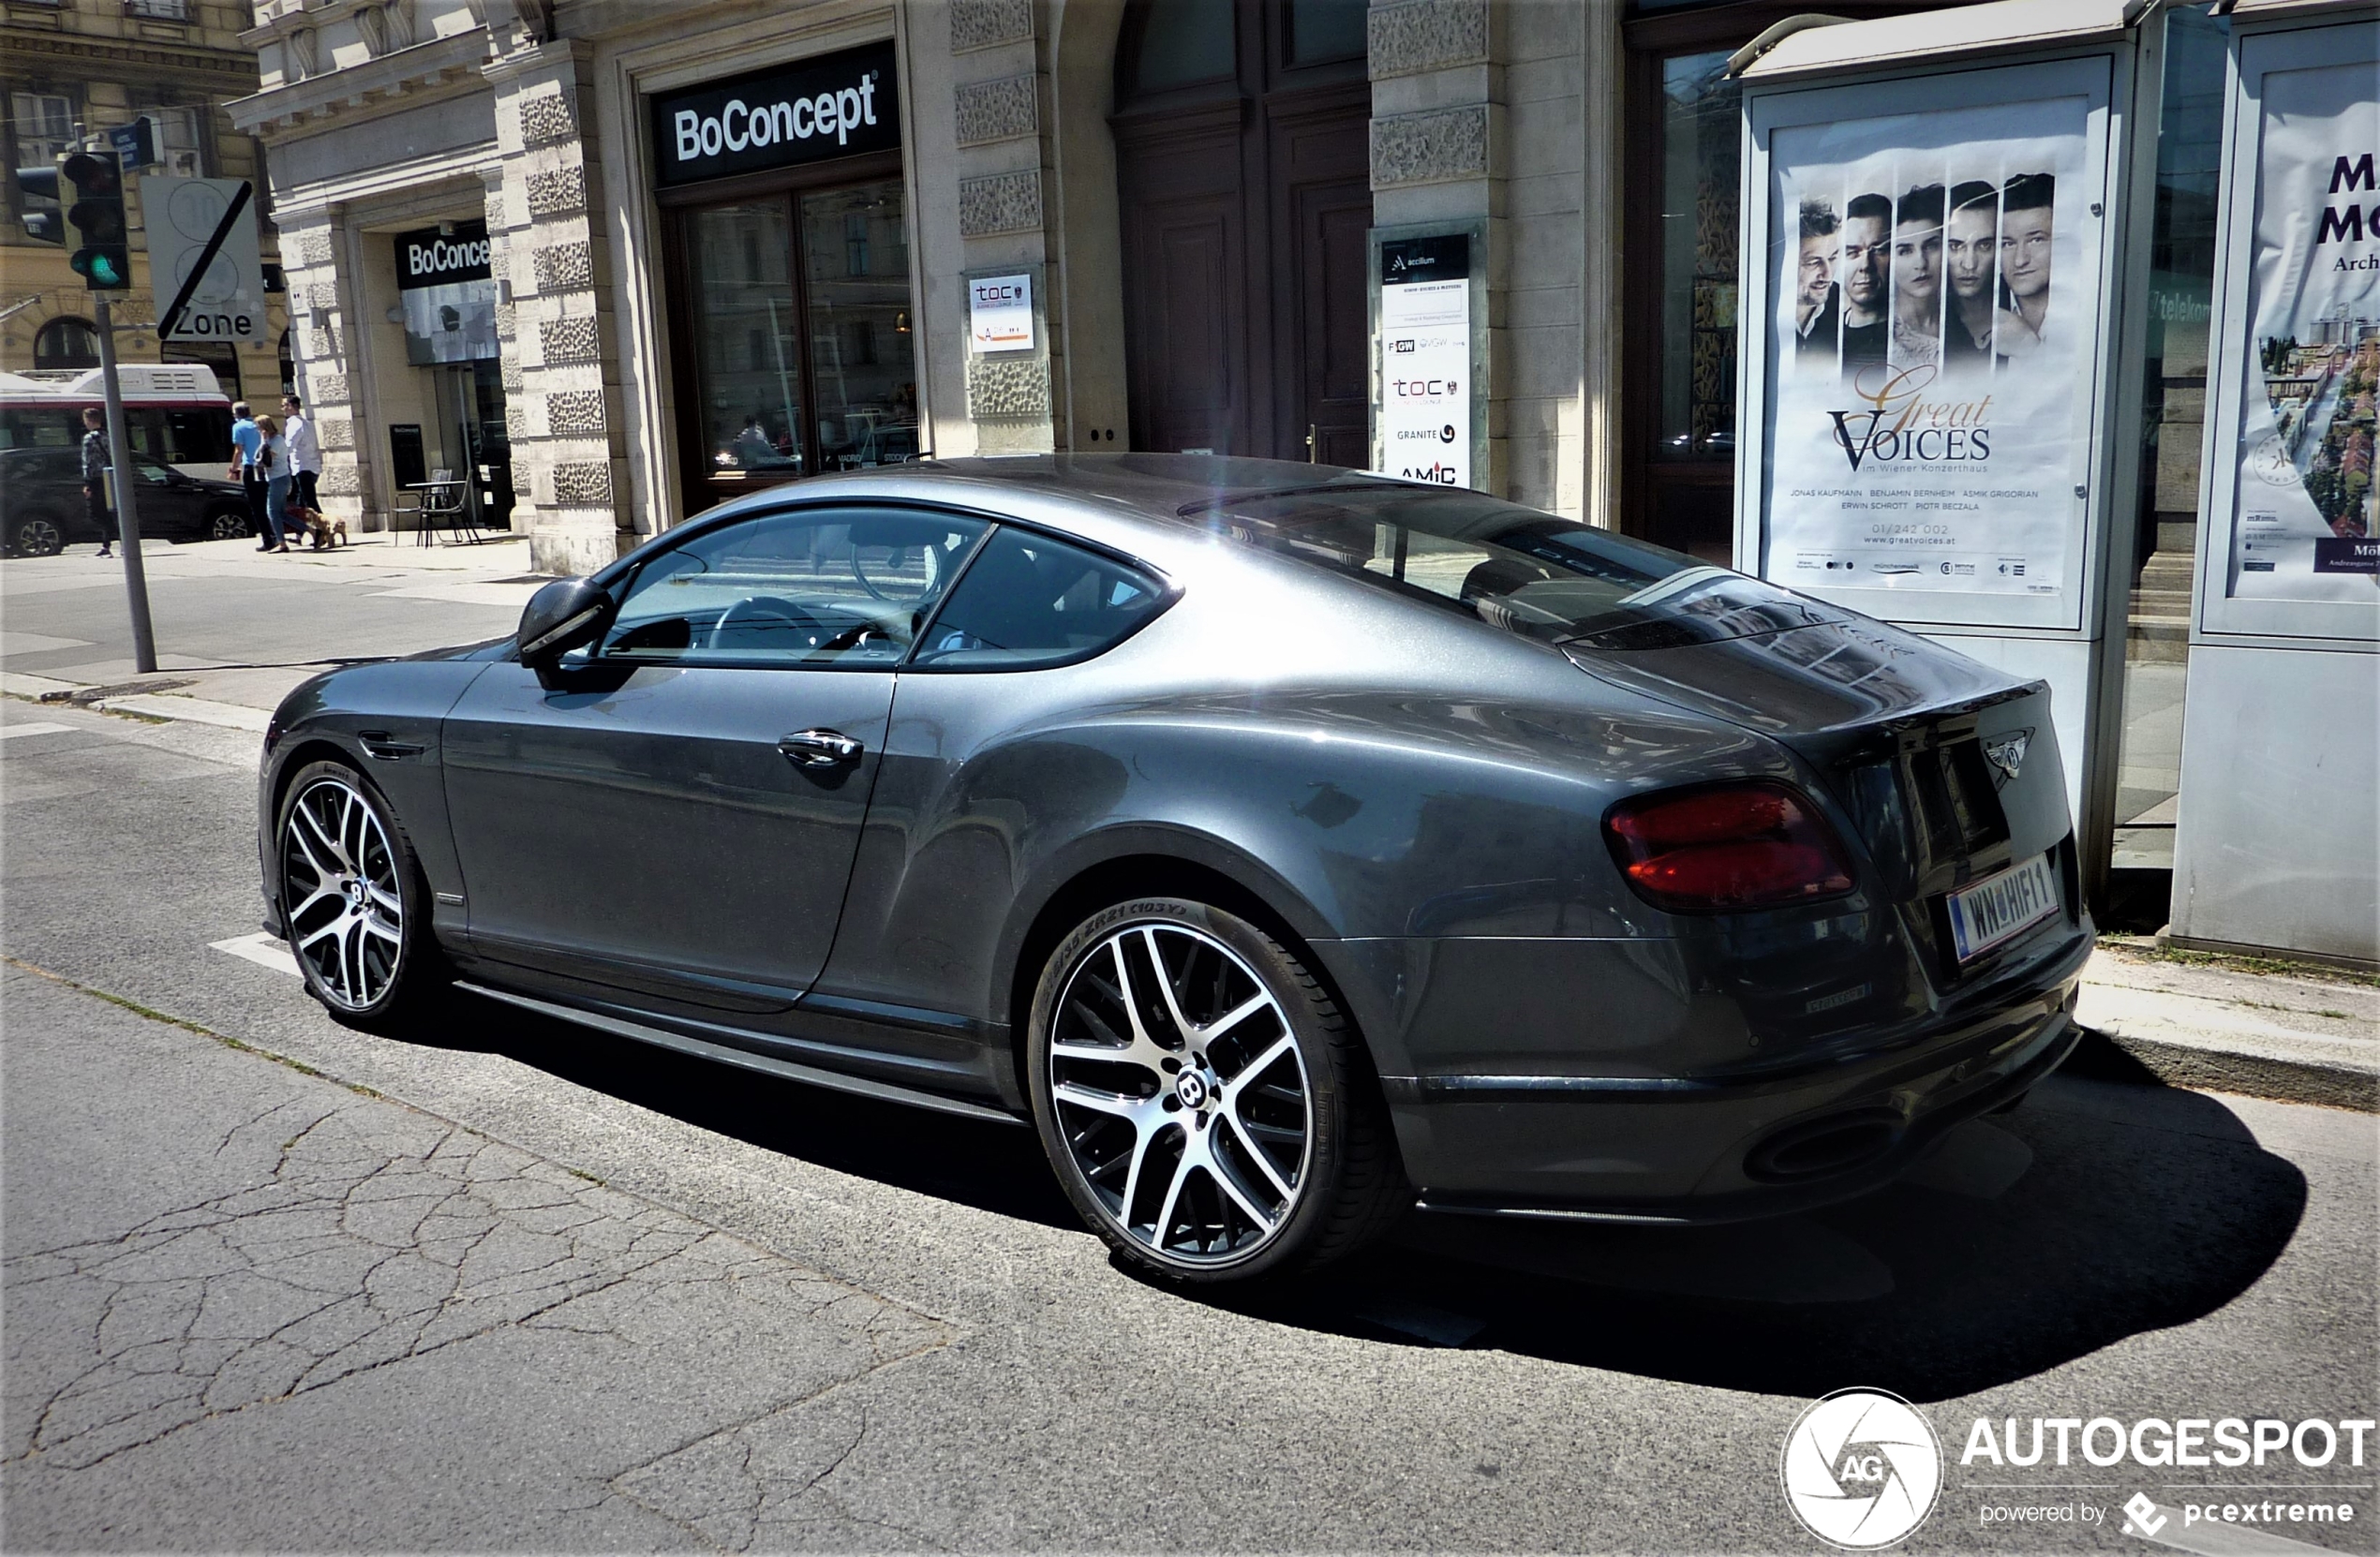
left=1111, top=0, right=1372, bottom=462
left=428, top=362, right=513, bottom=529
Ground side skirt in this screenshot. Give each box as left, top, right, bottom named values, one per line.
left=454, top=981, right=1030, bottom=1128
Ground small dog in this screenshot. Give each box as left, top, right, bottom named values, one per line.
left=290, top=505, right=348, bottom=550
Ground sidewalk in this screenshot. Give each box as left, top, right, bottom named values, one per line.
left=0, top=532, right=543, bottom=727
left=2075, top=938, right=2378, bottom=1112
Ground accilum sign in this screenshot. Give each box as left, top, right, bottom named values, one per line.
left=1377, top=233, right=1472, bottom=488
left=650, top=42, right=900, bottom=187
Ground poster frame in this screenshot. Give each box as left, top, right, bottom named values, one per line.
left=1733, top=51, right=2134, bottom=636
left=2192, top=13, right=2380, bottom=649
left=1367, top=218, right=1488, bottom=489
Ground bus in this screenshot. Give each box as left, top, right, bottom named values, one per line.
left=0, top=363, right=235, bottom=480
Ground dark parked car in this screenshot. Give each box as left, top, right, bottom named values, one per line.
left=1, top=446, right=251, bottom=556
left=257, top=455, right=2090, bottom=1283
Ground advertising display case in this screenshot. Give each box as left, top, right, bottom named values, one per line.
left=1731, top=0, right=2168, bottom=898
left=2170, top=0, right=2378, bottom=964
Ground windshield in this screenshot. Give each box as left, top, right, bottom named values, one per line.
left=1184, top=482, right=1846, bottom=648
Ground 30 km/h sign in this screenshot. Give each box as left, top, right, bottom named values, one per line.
left=144, top=177, right=265, bottom=346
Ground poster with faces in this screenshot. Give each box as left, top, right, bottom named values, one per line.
left=1761, top=92, right=2100, bottom=609
left=2226, top=52, right=2380, bottom=603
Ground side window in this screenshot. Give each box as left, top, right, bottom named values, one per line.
left=912, top=527, right=1166, bottom=670
left=602, top=506, right=987, bottom=668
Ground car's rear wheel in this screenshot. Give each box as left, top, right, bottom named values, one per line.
left=9, top=513, right=66, bottom=557
left=276, top=761, right=447, bottom=1030
left=1027, top=897, right=1406, bottom=1283
left=206, top=506, right=251, bottom=541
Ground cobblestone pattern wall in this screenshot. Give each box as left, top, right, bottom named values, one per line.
left=949, top=3, right=1056, bottom=452
left=277, top=220, right=374, bottom=526
left=488, top=46, right=631, bottom=576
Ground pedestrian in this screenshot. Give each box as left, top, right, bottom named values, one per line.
left=279, top=393, right=321, bottom=514
left=229, top=400, right=274, bottom=550
left=80, top=406, right=116, bottom=559
left=255, top=413, right=293, bottom=554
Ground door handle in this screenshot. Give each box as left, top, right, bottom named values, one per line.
left=1305, top=423, right=1318, bottom=463
left=778, top=729, right=864, bottom=767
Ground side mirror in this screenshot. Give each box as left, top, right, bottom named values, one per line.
left=515, top=576, right=614, bottom=666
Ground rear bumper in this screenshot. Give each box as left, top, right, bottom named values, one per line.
left=1376, top=930, right=2089, bottom=1224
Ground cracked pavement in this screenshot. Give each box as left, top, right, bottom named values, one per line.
left=3, top=966, right=951, bottom=1550
left=2, top=679, right=2373, bottom=1552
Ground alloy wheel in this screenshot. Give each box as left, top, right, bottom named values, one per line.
left=280, top=776, right=406, bottom=1010
left=1048, top=922, right=1313, bottom=1265
left=210, top=511, right=250, bottom=541
left=14, top=518, right=63, bottom=557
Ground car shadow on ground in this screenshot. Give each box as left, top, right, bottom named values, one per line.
left=421, top=994, right=2304, bottom=1403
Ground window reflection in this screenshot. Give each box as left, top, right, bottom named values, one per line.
left=692, top=202, right=803, bottom=477
left=802, top=178, right=918, bottom=470
left=1657, top=49, right=1739, bottom=465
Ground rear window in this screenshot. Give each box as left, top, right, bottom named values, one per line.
left=1188, top=482, right=1845, bottom=648
left=913, top=527, right=1166, bottom=670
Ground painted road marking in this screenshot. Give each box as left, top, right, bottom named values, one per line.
left=210, top=932, right=301, bottom=978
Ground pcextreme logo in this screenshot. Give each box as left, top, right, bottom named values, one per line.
left=1781, top=1388, right=1943, bottom=1549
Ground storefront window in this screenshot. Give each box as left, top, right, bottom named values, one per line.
left=800, top=179, right=917, bottom=469
left=1656, top=49, right=1739, bottom=467
left=691, top=201, right=805, bottom=477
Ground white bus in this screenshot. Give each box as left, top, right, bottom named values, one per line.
left=0, top=363, right=236, bottom=480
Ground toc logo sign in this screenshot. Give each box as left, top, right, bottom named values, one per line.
left=1782, top=1389, right=1943, bottom=1549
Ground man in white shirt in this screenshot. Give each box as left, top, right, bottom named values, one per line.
left=279, top=394, right=323, bottom=512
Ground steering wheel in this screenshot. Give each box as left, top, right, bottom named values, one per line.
left=710, top=596, right=822, bottom=652
left=853, top=541, right=941, bottom=603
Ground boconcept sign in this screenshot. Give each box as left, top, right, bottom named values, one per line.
left=394, top=220, right=492, bottom=290
left=649, top=42, right=900, bottom=186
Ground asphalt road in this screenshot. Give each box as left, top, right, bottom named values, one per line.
left=2, top=633, right=2374, bottom=1551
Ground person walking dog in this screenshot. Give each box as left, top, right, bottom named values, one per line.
left=80, top=406, right=116, bottom=559
left=254, top=414, right=293, bottom=554
left=279, top=394, right=321, bottom=514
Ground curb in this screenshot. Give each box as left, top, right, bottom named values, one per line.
left=2068, top=1027, right=2379, bottom=1113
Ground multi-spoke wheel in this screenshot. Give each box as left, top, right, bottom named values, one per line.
left=275, top=761, right=444, bottom=1028
left=1027, top=897, right=1407, bottom=1283
left=207, top=508, right=252, bottom=541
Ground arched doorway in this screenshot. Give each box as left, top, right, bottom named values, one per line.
left=34, top=317, right=99, bottom=370
left=1110, top=0, right=1371, bottom=463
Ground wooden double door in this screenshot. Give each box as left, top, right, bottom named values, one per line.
left=1112, top=55, right=1371, bottom=466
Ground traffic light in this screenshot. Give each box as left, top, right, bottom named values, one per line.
left=61, top=150, right=130, bottom=290
left=13, top=165, right=60, bottom=245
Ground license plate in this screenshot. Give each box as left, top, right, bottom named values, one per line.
left=1945, top=853, right=2060, bottom=963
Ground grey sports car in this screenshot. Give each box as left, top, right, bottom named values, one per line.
left=258, top=454, right=2090, bottom=1283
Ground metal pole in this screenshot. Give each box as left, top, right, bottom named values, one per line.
left=92, top=295, right=157, bottom=675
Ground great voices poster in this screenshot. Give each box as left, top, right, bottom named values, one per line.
left=2230, top=53, right=2380, bottom=602
left=1763, top=91, right=2099, bottom=608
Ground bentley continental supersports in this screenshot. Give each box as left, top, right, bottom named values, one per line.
left=260, top=454, right=2090, bottom=1283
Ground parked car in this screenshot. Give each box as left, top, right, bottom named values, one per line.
left=1, top=447, right=251, bottom=556
left=256, top=454, right=2091, bottom=1284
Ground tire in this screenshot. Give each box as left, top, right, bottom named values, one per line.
left=1026, top=897, right=1407, bottom=1283
left=275, top=761, right=449, bottom=1031
left=9, top=512, right=66, bottom=557
left=206, top=506, right=252, bottom=542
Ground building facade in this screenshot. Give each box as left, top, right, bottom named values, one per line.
left=2, top=0, right=287, bottom=401
left=234, top=0, right=2011, bottom=578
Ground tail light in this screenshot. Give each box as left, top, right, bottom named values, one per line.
left=1604, top=781, right=1854, bottom=912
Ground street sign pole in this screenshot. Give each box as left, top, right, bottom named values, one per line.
left=91, top=295, right=157, bottom=675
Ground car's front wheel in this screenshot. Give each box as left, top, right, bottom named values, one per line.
left=9, top=512, right=66, bottom=557
left=1027, top=897, right=1407, bottom=1283
left=275, top=761, right=447, bottom=1030
left=206, top=506, right=252, bottom=541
